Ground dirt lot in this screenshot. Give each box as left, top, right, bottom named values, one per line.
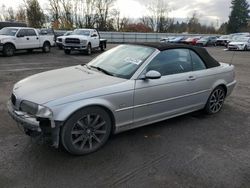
left=0, top=45, right=250, bottom=188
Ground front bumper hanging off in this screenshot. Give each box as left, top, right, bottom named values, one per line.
left=7, top=101, right=62, bottom=147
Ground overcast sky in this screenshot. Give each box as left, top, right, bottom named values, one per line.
left=1, top=0, right=250, bottom=26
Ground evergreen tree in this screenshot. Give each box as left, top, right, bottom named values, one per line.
left=26, top=0, right=45, bottom=28
left=227, top=0, right=250, bottom=33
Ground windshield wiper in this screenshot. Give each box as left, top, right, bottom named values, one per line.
left=89, top=65, right=114, bottom=76
left=82, top=64, right=91, bottom=69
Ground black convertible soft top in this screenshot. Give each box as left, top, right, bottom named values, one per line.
left=128, top=42, right=220, bottom=68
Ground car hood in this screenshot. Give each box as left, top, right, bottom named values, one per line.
left=13, top=65, right=125, bottom=104
left=64, top=35, right=89, bottom=40
left=229, top=42, right=247, bottom=45
left=0, top=35, right=13, bottom=40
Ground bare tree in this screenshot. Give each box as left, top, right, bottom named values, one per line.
left=95, top=0, right=115, bottom=31
left=60, top=0, right=73, bottom=29
left=84, top=0, right=97, bottom=28
left=48, top=0, right=61, bottom=29
left=15, top=6, right=27, bottom=22
left=143, top=0, right=171, bottom=32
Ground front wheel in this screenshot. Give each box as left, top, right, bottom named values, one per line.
left=3, top=44, right=15, bottom=57
left=61, top=107, right=112, bottom=155
left=42, top=42, right=51, bottom=53
left=204, top=86, right=226, bottom=114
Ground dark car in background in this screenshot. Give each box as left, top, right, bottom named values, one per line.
left=196, top=36, right=217, bottom=46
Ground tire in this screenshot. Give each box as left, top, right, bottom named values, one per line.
left=86, top=43, right=92, bottom=55
left=42, top=42, right=51, bottom=53
left=3, top=44, right=15, bottom=57
left=64, top=49, right=71, bottom=54
left=61, top=107, right=112, bottom=155
left=244, top=45, right=248, bottom=51
left=100, top=43, right=105, bottom=51
left=204, top=86, right=226, bottom=114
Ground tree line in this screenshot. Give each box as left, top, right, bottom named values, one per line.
left=0, top=0, right=249, bottom=34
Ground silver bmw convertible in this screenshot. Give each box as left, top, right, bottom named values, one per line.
left=8, top=43, right=236, bottom=155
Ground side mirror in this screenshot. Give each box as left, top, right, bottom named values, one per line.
left=144, top=70, right=161, bottom=80
left=91, top=34, right=97, bottom=37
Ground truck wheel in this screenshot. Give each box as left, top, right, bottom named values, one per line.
left=60, top=107, right=112, bottom=155
left=86, top=43, right=92, bottom=55
left=42, top=42, right=51, bottom=53
left=3, top=44, right=15, bottom=57
left=100, top=44, right=105, bottom=51
left=64, top=49, right=71, bottom=54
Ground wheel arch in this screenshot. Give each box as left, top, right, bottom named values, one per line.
left=4, top=42, right=16, bottom=49
left=212, top=80, right=228, bottom=96
left=53, top=100, right=117, bottom=133
left=43, top=40, right=51, bottom=46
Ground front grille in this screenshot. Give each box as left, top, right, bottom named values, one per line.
left=11, top=94, right=16, bottom=106
left=65, top=38, right=80, bottom=44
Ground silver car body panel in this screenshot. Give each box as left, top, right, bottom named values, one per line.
left=11, top=48, right=236, bottom=134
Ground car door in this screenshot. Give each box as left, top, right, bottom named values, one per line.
left=26, top=29, right=39, bottom=48
left=133, top=49, right=200, bottom=126
left=91, top=30, right=99, bottom=48
left=15, top=29, right=29, bottom=49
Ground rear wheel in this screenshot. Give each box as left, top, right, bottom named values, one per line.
left=3, top=44, right=15, bottom=57
left=42, top=42, right=51, bottom=53
left=61, top=107, right=112, bottom=155
left=204, top=86, right=226, bottom=114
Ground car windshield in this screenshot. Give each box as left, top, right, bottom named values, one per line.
left=201, top=37, right=209, bottom=40
left=73, top=30, right=90, bottom=36
left=87, top=45, right=155, bottom=79
left=0, top=28, right=18, bottom=36
left=232, top=37, right=250, bottom=42
left=219, top=35, right=229, bottom=39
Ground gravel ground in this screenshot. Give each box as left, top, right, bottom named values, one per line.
left=0, top=45, right=249, bottom=188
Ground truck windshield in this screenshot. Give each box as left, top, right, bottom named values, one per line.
left=87, top=45, right=155, bottom=79
left=73, top=30, right=90, bottom=36
left=0, top=28, right=18, bottom=36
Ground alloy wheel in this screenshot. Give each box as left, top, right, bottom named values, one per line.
left=71, top=114, right=107, bottom=151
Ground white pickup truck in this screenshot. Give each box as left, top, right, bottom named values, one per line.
left=0, top=27, right=55, bottom=56
left=63, top=29, right=107, bottom=55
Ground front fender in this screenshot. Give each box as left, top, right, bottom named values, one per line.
left=50, top=98, right=116, bottom=122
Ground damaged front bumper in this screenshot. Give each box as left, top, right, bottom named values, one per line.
left=7, top=101, right=63, bottom=147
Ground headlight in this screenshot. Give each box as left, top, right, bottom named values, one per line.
left=36, top=105, right=53, bottom=118
left=20, top=100, right=52, bottom=118
left=80, top=40, right=87, bottom=44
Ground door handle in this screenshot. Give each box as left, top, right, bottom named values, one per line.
left=187, top=76, right=196, bottom=81
left=26, top=37, right=29, bottom=40
left=36, top=37, right=39, bottom=40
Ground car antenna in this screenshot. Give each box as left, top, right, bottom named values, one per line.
left=229, top=51, right=235, bottom=66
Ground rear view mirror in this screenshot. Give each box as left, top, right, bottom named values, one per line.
left=144, top=70, right=161, bottom=79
